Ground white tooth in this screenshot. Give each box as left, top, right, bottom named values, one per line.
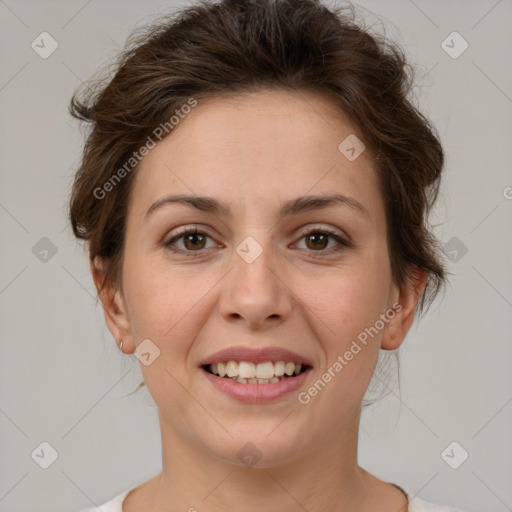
left=270, top=377, right=279, bottom=383
left=218, top=362, right=227, bottom=377
left=211, top=363, right=219, bottom=375
left=284, top=362, right=295, bottom=376
left=257, top=378, right=269, bottom=384
left=248, top=378, right=258, bottom=384
left=274, top=361, right=285, bottom=376
left=236, top=376, right=247, bottom=383
left=256, top=362, right=274, bottom=379
left=294, top=363, right=302, bottom=375
left=238, top=361, right=256, bottom=379
left=226, top=361, right=239, bottom=377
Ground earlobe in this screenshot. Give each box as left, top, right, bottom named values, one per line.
left=90, top=257, right=133, bottom=350
left=381, top=267, right=428, bottom=351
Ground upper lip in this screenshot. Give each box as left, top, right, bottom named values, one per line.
left=199, top=346, right=313, bottom=367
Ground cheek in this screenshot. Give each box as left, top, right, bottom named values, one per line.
left=306, top=264, right=389, bottom=342
left=298, top=275, right=387, bottom=413
left=122, top=254, right=221, bottom=366
left=122, top=255, right=186, bottom=342
left=298, top=261, right=391, bottom=402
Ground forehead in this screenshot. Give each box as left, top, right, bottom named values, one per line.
left=129, top=89, right=383, bottom=222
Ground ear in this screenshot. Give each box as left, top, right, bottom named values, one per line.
left=381, top=266, right=428, bottom=351
left=90, top=256, right=133, bottom=352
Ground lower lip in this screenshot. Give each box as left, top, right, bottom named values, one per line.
left=201, top=367, right=312, bottom=403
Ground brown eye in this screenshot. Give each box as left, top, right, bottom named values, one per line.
left=164, top=228, right=216, bottom=254
left=294, top=228, right=351, bottom=255
left=305, top=232, right=330, bottom=251
left=182, top=232, right=207, bottom=250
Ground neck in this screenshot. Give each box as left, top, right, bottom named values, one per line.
left=142, top=408, right=380, bottom=512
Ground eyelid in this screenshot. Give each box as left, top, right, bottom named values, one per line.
left=164, top=223, right=347, bottom=242
left=291, top=224, right=351, bottom=254
left=164, top=223, right=352, bottom=258
left=164, top=224, right=213, bottom=241
left=294, top=223, right=348, bottom=240
left=163, top=225, right=217, bottom=247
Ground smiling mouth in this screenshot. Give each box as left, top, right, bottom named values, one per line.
left=202, top=360, right=310, bottom=384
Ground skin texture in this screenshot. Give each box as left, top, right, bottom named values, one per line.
left=92, top=89, right=425, bottom=512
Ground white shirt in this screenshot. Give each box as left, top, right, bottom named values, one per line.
left=78, top=487, right=467, bottom=512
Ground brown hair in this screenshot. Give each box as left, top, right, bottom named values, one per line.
left=69, top=0, right=446, bottom=316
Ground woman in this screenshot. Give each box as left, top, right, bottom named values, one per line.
left=70, top=0, right=464, bottom=510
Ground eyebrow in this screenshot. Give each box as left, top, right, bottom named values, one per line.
left=144, top=193, right=371, bottom=221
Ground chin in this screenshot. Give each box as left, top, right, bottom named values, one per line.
left=207, top=425, right=306, bottom=469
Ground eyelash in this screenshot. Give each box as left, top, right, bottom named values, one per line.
left=163, top=226, right=351, bottom=258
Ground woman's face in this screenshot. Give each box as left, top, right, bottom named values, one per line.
left=99, top=89, right=420, bottom=468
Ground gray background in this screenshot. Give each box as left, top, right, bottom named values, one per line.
left=0, top=0, right=511, bottom=511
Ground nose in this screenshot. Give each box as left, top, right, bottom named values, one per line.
left=218, top=243, right=293, bottom=330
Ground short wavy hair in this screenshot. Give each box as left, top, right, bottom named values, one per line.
left=69, top=0, right=446, bottom=318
